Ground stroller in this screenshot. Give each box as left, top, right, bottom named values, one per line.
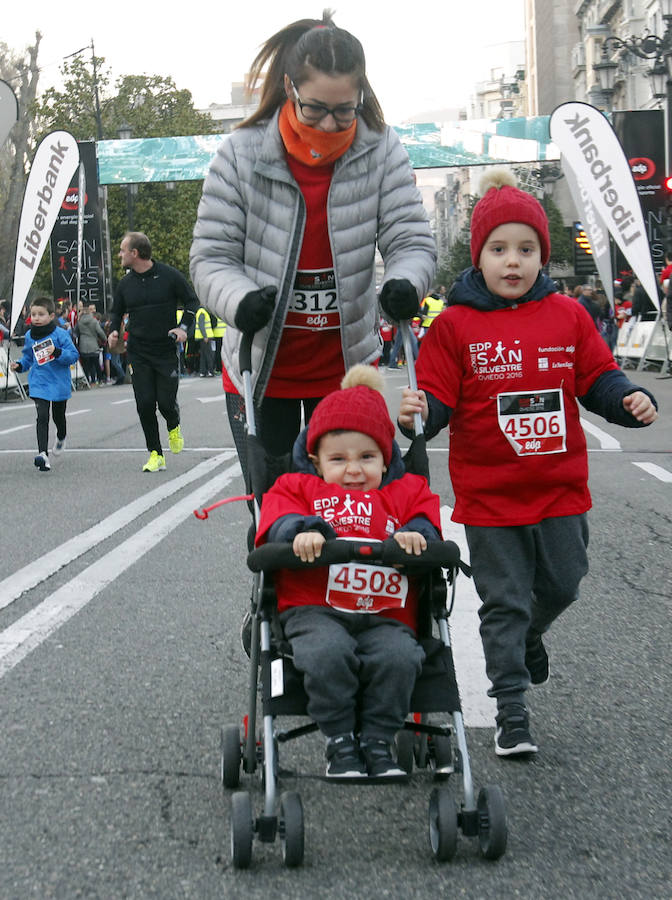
left=216, top=324, right=508, bottom=868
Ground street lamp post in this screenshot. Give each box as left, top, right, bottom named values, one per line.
left=593, top=4, right=672, bottom=241
left=117, top=121, right=136, bottom=232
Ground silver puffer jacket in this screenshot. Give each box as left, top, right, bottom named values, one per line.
left=189, top=110, right=436, bottom=400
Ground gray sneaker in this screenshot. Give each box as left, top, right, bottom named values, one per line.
left=52, top=437, right=66, bottom=456
left=495, top=704, right=538, bottom=757
left=325, top=734, right=367, bottom=779
left=360, top=739, right=408, bottom=780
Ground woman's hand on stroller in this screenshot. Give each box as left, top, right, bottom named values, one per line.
left=393, top=531, right=427, bottom=556
left=293, top=530, right=326, bottom=563
left=398, top=387, right=428, bottom=430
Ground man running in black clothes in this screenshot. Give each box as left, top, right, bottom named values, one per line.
left=108, top=232, right=199, bottom=472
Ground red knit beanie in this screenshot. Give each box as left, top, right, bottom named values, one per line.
left=470, top=170, right=550, bottom=266
left=307, top=365, right=395, bottom=465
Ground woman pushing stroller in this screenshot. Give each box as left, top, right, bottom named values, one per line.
left=255, top=365, right=442, bottom=780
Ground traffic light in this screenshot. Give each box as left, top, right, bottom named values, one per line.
left=573, top=222, right=594, bottom=276
left=664, top=174, right=672, bottom=192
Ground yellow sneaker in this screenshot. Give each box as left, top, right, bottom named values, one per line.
left=142, top=451, right=166, bottom=472
left=168, top=425, right=184, bottom=454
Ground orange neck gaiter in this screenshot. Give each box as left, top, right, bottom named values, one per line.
left=278, top=99, right=356, bottom=167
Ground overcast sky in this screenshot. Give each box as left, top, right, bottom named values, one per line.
left=3, top=1, right=525, bottom=124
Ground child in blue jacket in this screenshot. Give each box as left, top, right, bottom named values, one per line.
left=11, top=297, right=79, bottom=471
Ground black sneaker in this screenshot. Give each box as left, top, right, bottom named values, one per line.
left=525, top=632, right=550, bottom=685
left=360, top=739, right=408, bottom=780
left=325, top=734, right=367, bottom=779
left=495, top=704, right=538, bottom=757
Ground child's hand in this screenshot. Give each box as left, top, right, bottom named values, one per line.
left=393, top=531, right=427, bottom=556
left=9, top=362, right=19, bottom=371
left=398, top=388, right=428, bottom=430
left=623, top=391, right=658, bottom=424
left=293, top=530, right=326, bottom=563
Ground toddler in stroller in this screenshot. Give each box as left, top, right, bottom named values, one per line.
left=255, top=364, right=442, bottom=780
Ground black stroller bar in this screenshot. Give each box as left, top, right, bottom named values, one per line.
left=247, top=538, right=466, bottom=574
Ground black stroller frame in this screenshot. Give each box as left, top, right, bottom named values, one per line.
left=219, top=324, right=508, bottom=868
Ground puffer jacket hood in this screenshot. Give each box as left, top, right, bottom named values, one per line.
left=448, top=267, right=557, bottom=311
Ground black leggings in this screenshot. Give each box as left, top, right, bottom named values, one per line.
left=226, top=393, right=322, bottom=485
left=34, top=398, right=67, bottom=454
left=129, top=351, right=180, bottom=454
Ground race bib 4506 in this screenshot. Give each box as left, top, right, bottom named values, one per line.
left=497, top=389, right=567, bottom=456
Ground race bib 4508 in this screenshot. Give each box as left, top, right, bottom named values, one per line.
left=326, top=562, right=408, bottom=613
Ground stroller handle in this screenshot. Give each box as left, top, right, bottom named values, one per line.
left=239, top=331, right=253, bottom=376
left=239, top=286, right=278, bottom=376
left=247, top=538, right=462, bottom=573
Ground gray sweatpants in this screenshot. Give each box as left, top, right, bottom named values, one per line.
left=279, top=606, right=426, bottom=744
left=465, top=514, right=589, bottom=710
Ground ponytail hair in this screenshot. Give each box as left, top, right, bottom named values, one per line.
left=238, top=9, right=385, bottom=132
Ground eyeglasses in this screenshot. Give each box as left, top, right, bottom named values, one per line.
left=290, top=80, right=362, bottom=125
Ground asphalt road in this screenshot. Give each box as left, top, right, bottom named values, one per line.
left=1, top=364, right=670, bottom=899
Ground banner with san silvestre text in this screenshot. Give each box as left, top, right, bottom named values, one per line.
left=549, top=102, right=658, bottom=313
left=10, top=131, right=80, bottom=334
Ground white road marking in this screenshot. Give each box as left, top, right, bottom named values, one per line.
left=0, top=460, right=242, bottom=678
left=0, top=402, right=34, bottom=413
left=0, top=423, right=32, bottom=435
left=0, top=409, right=87, bottom=434
left=110, top=398, right=136, bottom=405
left=198, top=394, right=227, bottom=404
left=0, top=452, right=237, bottom=611
left=633, top=461, right=672, bottom=482
left=580, top=418, right=621, bottom=450
left=440, top=506, right=495, bottom=728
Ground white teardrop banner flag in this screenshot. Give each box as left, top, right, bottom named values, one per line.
left=550, top=101, right=659, bottom=312
left=10, top=131, right=80, bottom=334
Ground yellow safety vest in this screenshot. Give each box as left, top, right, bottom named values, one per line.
left=211, top=316, right=226, bottom=337
left=421, top=296, right=444, bottom=328
left=194, top=307, right=214, bottom=340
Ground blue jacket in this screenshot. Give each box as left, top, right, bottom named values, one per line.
left=17, top=323, right=79, bottom=401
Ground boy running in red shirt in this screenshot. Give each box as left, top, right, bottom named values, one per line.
left=399, top=171, right=658, bottom=758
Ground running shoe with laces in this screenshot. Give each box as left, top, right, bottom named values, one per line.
left=360, top=739, right=408, bottom=780
left=34, top=452, right=50, bottom=472
left=52, top=437, right=66, bottom=456
left=142, top=451, right=166, bottom=473
left=325, top=734, right=367, bottom=779
left=525, top=631, right=550, bottom=685
left=495, top=704, right=538, bottom=757
left=168, top=425, right=184, bottom=454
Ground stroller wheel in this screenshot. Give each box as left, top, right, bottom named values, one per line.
left=231, top=791, right=254, bottom=869
left=431, top=734, right=454, bottom=778
left=477, top=785, right=508, bottom=860
left=220, top=724, right=242, bottom=789
left=415, top=733, right=429, bottom=769
left=279, top=791, right=304, bottom=868
left=395, top=730, right=416, bottom=774
left=428, top=787, right=458, bottom=861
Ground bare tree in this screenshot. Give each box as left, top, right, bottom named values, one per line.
left=0, top=34, right=41, bottom=302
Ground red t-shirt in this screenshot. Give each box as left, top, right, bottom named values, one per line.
left=222, top=157, right=344, bottom=398
left=256, top=472, right=442, bottom=631
left=415, top=293, right=620, bottom=527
